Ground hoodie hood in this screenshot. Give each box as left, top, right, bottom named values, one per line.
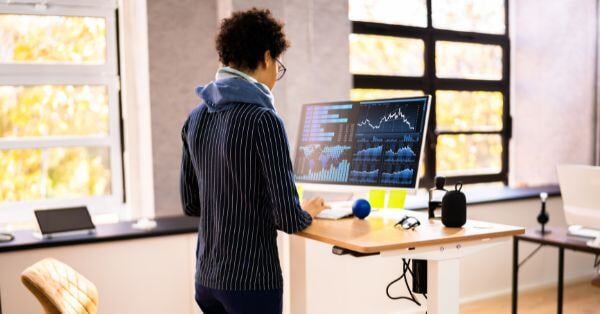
left=196, top=67, right=275, bottom=113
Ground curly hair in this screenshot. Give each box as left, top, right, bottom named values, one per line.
left=216, top=8, right=290, bottom=71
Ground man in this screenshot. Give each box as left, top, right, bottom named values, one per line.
left=180, top=8, right=328, bottom=314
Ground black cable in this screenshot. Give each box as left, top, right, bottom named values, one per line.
left=386, top=259, right=420, bottom=305
left=401, top=261, right=428, bottom=299
left=401, top=259, right=420, bottom=306
left=385, top=258, right=426, bottom=306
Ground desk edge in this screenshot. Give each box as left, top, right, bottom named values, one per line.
left=296, top=228, right=525, bottom=254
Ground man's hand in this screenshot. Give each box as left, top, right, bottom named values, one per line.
left=302, top=197, right=330, bottom=218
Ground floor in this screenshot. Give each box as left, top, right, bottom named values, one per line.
left=461, top=281, right=600, bottom=314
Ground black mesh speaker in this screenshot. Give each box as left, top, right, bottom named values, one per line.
left=441, top=182, right=467, bottom=228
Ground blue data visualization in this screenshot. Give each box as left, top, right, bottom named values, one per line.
left=381, top=166, right=415, bottom=185
left=353, top=136, right=383, bottom=162
left=349, top=169, right=379, bottom=184
left=300, top=104, right=354, bottom=143
left=356, top=101, right=421, bottom=134
left=295, top=144, right=352, bottom=182
left=383, top=138, right=417, bottom=163
left=293, top=96, right=429, bottom=188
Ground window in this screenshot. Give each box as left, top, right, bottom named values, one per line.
left=0, top=1, right=122, bottom=217
left=349, top=0, right=510, bottom=187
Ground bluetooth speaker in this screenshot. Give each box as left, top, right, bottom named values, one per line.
left=441, top=182, right=467, bottom=228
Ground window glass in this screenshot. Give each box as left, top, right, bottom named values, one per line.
left=436, top=41, right=502, bottom=80
left=349, top=0, right=427, bottom=27
left=0, top=85, right=109, bottom=138
left=432, top=0, right=505, bottom=34
left=46, top=147, right=111, bottom=198
left=350, top=34, right=425, bottom=77
left=0, top=14, right=106, bottom=64
left=436, top=90, right=503, bottom=131
left=436, top=134, right=502, bottom=176
left=0, top=149, right=42, bottom=201
left=0, top=147, right=111, bottom=202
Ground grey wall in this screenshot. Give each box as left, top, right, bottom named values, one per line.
left=226, top=0, right=351, bottom=147
left=147, top=0, right=219, bottom=216
left=148, top=0, right=350, bottom=216
left=510, top=0, right=598, bottom=186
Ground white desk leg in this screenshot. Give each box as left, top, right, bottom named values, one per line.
left=427, top=258, right=459, bottom=314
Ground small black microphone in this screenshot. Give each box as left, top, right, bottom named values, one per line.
left=536, top=192, right=551, bottom=235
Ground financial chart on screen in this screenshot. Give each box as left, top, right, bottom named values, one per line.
left=293, top=96, right=430, bottom=189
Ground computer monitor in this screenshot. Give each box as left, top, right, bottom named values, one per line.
left=293, top=96, right=431, bottom=191
left=557, top=164, right=600, bottom=240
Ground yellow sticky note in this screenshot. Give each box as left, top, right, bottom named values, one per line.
left=388, top=190, right=407, bottom=209
left=296, top=183, right=304, bottom=201
left=369, top=189, right=385, bottom=209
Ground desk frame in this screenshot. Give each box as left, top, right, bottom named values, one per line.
left=297, top=211, right=524, bottom=314
left=382, top=236, right=507, bottom=314
left=511, top=228, right=600, bottom=314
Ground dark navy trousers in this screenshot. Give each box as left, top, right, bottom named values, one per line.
left=195, top=284, right=283, bottom=314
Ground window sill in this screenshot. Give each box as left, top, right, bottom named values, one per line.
left=0, top=215, right=198, bottom=254
left=0, top=185, right=561, bottom=253
left=404, top=184, right=561, bottom=211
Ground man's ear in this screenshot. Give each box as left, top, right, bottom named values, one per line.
left=263, top=50, right=272, bottom=68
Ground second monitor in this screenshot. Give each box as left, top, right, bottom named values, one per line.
left=293, top=96, right=431, bottom=191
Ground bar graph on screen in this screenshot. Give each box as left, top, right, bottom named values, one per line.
left=295, top=144, right=352, bottom=182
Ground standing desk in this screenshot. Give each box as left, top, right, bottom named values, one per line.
left=296, top=210, right=525, bottom=314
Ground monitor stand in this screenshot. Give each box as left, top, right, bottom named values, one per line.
left=32, top=229, right=96, bottom=240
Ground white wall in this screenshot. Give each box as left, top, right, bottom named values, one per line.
left=0, top=234, right=198, bottom=314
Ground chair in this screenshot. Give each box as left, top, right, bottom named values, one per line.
left=21, top=258, right=98, bottom=314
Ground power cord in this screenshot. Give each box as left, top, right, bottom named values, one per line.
left=386, top=258, right=427, bottom=306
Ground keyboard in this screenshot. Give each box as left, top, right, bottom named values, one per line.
left=568, top=225, right=600, bottom=239
left=316, top=200, right=354, bottom=220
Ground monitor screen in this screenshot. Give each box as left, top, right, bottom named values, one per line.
left=293, top=96, right=431, bottom=189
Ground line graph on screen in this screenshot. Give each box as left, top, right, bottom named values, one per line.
left=357, top=102, right=421, bottom=134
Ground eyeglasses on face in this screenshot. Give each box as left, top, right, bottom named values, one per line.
left=276, top=59, right=286, bottom=81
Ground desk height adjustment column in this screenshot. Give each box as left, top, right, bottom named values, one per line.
left=427, top=258, right=460, bottom=314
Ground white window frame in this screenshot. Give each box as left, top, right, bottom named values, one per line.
left=0, top=0, right=124, bottom=222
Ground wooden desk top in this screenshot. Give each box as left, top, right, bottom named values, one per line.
left=297, top=210, right=525, bottom=253
left=516, top=227, right=600, bottom=255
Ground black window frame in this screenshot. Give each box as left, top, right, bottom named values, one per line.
left=351, top=0, right=511, bottom=188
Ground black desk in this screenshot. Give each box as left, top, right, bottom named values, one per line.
left=0, top=215, right=199, bottom=253
left=512, top=227, right=600, bottom=314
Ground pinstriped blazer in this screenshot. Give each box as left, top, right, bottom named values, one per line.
left=180, top=103, right=312, bottom=290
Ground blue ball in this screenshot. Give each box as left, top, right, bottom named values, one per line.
left=352, top=199, right=371, bottom=219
